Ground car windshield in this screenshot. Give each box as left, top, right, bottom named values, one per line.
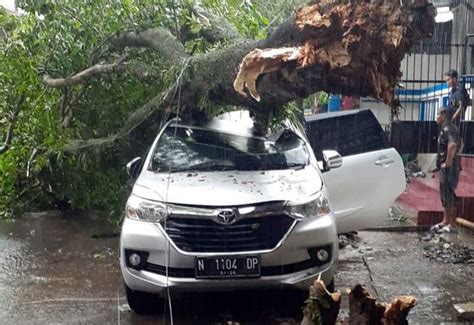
left=150, top=124, right=309, bottom=173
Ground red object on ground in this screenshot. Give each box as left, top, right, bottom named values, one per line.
left=396, top=157, right=474, bottom=225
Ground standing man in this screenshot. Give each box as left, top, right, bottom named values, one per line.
left=430, top=109, right=460, bottom=233
left=444, top=69, right=470, bottom=124
left=444, top=69, right=470, bottom=171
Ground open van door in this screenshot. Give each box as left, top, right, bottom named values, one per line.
left=305, top=110, right=406, bottom=233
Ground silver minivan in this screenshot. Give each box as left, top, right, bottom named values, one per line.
left=120, top=110, right=405, bottom=313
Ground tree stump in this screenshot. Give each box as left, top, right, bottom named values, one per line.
left=348, top=284, right=416, bottom=325
left=301, top=282, right=416, bottom=325
left=302, top=279, right=342, bottom=325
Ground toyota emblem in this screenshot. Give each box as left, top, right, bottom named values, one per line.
left=215, top=209, right=238, bottom=225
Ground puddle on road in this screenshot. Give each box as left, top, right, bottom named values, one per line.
left=0, top=216, right=473, bottom=324
left=336, top=231, right=474, bottom=323
left=0, top=213, right=122, bottom=324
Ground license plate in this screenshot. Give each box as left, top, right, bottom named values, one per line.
left=195, top=256, right=260, bottom=279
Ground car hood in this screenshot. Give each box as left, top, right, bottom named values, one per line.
left=132, top=166, right=322, bottom=206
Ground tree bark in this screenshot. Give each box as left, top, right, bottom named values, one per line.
left=186, top=0, right=435, bottom=117
left=41, top=55, right=157, bottom=88
left=110, top=27, right=188, bottom=61
left=42, top=56, right=128, bottom=88
left=301, top=281, right=417, bottom=324
left=302, top=279, right=341, bottom=325
left=348, top=284, right=416, bottom=325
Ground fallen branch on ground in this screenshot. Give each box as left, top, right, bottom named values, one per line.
left=456, top=218, right=474, bottom=231
left=301, top=280, right=416, bottom=324
left=302, top=279, right=341, bottom=325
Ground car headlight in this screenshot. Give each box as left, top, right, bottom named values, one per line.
left=125, top=195, right=169, bottom=223
left=284, top=191, right=330, bottom=220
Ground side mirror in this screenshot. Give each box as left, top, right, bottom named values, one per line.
left=126, top=157, right=142, bottom=180
left=322, top=150, right=343, bottom=171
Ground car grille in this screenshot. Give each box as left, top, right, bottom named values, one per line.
left=160, top=214, right=295, bottom=253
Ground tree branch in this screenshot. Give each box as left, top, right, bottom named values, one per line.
left=62, top=90, right=170, bottom=153
left=61, top=59, right=192, bottom=153
left=41, top=55, right=155, bottom=88
left=110, top=27, right=188, bottom=61
left=189, top=5, right=242, bottom=43
left=41, top=55, right=127, bottom=87
left=0, top=94, right=26, bottom=154
left=26, top=148, right=39, bottom=178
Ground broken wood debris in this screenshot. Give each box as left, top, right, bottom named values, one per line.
left=234, top=0, right=435, bottom=109
left=423, top=234, right=474, bottom=264
left=456, top=218, right=474, bottom=232
left=301, top=280, right=416, bottom=324
left=453, top=302, right=474, bottom=321
left=302, top=279, right=341, bottom=325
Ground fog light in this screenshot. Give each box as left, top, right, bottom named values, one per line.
left=129, top=253, right=141, bottom=266
left=316, top=249, right=329, bottom=262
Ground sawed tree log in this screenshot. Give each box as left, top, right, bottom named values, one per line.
left=301, top=281, right=416, bottom=325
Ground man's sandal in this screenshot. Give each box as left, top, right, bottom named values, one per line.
left=438, top=225, right=458, bottom=234
left=429, top=223, right=445, bottom=232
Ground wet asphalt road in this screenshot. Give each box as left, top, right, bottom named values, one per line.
left=0, top=213, right=473, bottom=324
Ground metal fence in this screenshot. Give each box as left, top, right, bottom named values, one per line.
left=387, top=38, right=474, bottom=156
left=396, top=42, right=473, bottom=122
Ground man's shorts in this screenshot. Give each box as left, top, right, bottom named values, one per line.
left=439, top=163, right=460, bottom=208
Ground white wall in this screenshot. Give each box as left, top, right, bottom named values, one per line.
left=400, top=53, right=457, bottom=87
left=360, top=100, right=421, bottom=126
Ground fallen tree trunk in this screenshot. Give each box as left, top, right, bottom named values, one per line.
left=348, top=284, right=416, bottom=325
left=171, top=0, right=436, bottom=134
left=302, top=279, right=342, bottom=325
left=301, top=280, right=416, bottom=325
left=40, top=0, right=436, bottom=146
left=230, top=0, right=435, bottom=114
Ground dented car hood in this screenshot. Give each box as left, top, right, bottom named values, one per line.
left=132, top=166, right=322, bottom=206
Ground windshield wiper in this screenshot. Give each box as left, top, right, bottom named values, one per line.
left=170, top=162, right=237, bottom=173
left=284, top=163, right=307, bottom=170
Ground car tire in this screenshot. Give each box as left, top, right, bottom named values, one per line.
left=125, top=284, right=164, bottom=314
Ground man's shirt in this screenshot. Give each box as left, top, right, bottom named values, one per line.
left=437, top=122, right=459, bottom=167
left=445, top=86, right=470, bottom=122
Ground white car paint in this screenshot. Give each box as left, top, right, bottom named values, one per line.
left=133, top=167, right=322, bottom=207
left=322, top=147, right=406, bottom=233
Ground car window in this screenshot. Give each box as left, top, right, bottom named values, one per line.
left=305, top=110, right=389, bottom=159
left=149, top=125, right=309, bottom=173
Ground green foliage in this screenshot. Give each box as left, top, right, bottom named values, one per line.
left=180, top=0, right=270, bottom=54
left=302, top=294, right=332, bottom=325
left=0, top=0, right=274, bottom=220
left=201, top=0, right=269, bottom=39
left=1, top=8, right=64, bottom=217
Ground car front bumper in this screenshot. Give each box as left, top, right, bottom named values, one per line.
left=120, top=213, right=338, bottom=296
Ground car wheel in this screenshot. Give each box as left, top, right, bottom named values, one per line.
left=125, top=284, right=164, bottom=315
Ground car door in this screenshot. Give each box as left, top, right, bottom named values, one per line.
left=305, top=110, right=406, bottom=233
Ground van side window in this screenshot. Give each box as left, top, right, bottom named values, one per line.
left=305, top=110, right=389, bottom=159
